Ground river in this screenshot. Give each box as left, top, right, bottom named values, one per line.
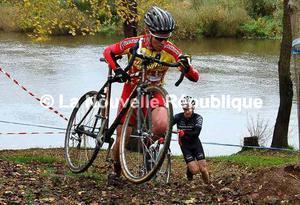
left=0, top=32, right=298, bottom=156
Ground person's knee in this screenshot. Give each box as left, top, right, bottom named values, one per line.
left=188, top=162, right=200, bottom=174
left=198, top=160, right=208, bottom=173
left=199, top=165, right=207, bottom=174
left=152, top=120, right=168, bottom=134
left=152, top=108, right=168, bottom=135
left=190, top=167, right=200, bottom=175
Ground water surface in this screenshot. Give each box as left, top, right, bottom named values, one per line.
left=0, top=32, right=298, bottom=156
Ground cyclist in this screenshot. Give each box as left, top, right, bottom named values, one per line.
left=103, top=6, right=199, bottom=177
left=173, top=96, right=209, bottom=183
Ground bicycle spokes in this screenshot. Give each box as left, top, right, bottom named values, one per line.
left=119, top=86, right=173, bottom=184
left=64, top=91, right=106, bottom=173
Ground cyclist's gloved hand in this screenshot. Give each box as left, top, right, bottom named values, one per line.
left=114, top=68, right=131, bottom=83
left=178, top=129, right=185, bottom=138
left=129, top=42, right=139, bottom=55
left=158, top=137, right=165, bottom=144
left=178, top=55, right=191, bottom=73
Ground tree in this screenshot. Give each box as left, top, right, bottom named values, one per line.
left=289, top=0, right=300, bottom=149
left=116, top=0, right=138, bottom=37
left=289, top=0, right=300, bottom=39
left=271, top=0, right=293, bottom=148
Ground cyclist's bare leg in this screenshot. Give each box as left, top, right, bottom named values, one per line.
left=187, top=161, right=200, bottom=175
left=197, top=159, right=209, bottom=184
left=151, top=107, right=168, bottom=140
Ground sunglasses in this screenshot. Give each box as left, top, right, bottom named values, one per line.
left=154, top=36, right=168, bottom=42
left=183, top=108, right=191, bottom=111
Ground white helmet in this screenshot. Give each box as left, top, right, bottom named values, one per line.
left=181, top=96, right=196, bottom=109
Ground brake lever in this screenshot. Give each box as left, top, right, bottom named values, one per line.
left=175, top=62, right=189, bottom=87
left=175, top=71, right=185, bottom=87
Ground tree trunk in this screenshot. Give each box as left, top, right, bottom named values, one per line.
left=289, top=0, right=300, bottom=39
left=117, top=0, right=138, bottom=38
left=289, top=0, right=300, bottom=150
left=271, top=0, right=293, bottom=148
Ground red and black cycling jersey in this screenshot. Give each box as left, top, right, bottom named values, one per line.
left=103, top=34, right=199, bottom=86
left=103, top=34, right=200, bottom=123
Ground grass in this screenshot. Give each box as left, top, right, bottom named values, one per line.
left=151, top=149, right=299, bottom=169
left=25, top=188, right=35, bottom=204
left=41, top=167, right=56, bottom=177
left=66, top=171, right=105, bottom=183
left=211, top=150, right=300, bottom=168
left=0, top=155, right=60, bottom=164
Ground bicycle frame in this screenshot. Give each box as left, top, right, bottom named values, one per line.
left=100, top=56, right=155, bottom=142
left=75, top=57, right=154, bottom=150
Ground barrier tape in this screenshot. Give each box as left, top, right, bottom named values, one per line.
left=0, top=67, right=68, bottom=121
left=0, top=127, right=298, bottom=152
left=171, top=139, right=299, bottom=152
left=0, top=120, right=65, bottom=131
left=0, top=131, right=65, bottom=135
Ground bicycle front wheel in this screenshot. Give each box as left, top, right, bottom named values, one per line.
left=64, top=91, right=106, bottom=173
left=119, top=86, right=173, bottom=184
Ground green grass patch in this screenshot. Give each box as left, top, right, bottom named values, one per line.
left=66, top=171, right=105, bottom=183
left=211, top=150, right=300, bottom=168
left=41, top=167, right=57, bottom=177
left=0, top=155, right=60, bottom=164
left=25, top=188, right=35, bottom=204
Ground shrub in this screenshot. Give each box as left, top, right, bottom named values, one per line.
left=239, top=16, right=281, bottom=39
left=246, top=115, right=272, bottom=146
left=0, top=5, right=21, bottom=32
left=245, top=0, right=277, bottom=17
left=198, top=5, right=249, bottom=37
left=14, top=0, right=113, bottom=40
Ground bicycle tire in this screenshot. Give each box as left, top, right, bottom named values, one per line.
left=119, top=86, right=173, bottom=184
left=64, top=91, right=106, bottom=173
left=156, top=149, right=171, bottom=184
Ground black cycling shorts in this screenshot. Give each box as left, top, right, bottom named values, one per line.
left=180, top=142, right=205, bottom=163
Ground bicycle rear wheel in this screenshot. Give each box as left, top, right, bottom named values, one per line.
left=119, top=86, right=173, bottom=184
left=64, top=91, right=106, bottom=173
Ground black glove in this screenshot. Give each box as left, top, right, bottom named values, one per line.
left=114, top=68, right=130, bottom=83
left=178, top=55, right=191, bottom=73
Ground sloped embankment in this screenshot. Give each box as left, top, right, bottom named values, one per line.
left=0, top=149, right=299, bottom=204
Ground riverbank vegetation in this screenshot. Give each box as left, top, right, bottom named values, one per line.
left=0, top=0, right=283, bottom=40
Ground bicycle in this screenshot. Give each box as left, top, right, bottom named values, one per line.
left=64, top=39, right=188, bottom=184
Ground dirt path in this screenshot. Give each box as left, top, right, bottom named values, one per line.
left=0, top=149, right=299, bottom=204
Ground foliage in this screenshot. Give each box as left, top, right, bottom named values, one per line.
left=0, top=5, right=21, bottom=32
left=1, top=0, right=114, bottom=41
left=0, top=0, right=284, bottom=40
left=245, top=0, right=278, bottom=17
left=116, top=0, right=139, bottom=25
left=240, top=17, right=281, bottom=38
left=246, top=115, right=272, bottom=145
left=198, top=5, right=249, bottom=37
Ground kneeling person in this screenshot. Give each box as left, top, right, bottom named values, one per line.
left=173, top=96, right=209, bottom=183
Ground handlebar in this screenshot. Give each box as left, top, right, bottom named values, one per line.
left=100, top=46, right=188, bottom=86
left=132, top=52, right=186, bottom=86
